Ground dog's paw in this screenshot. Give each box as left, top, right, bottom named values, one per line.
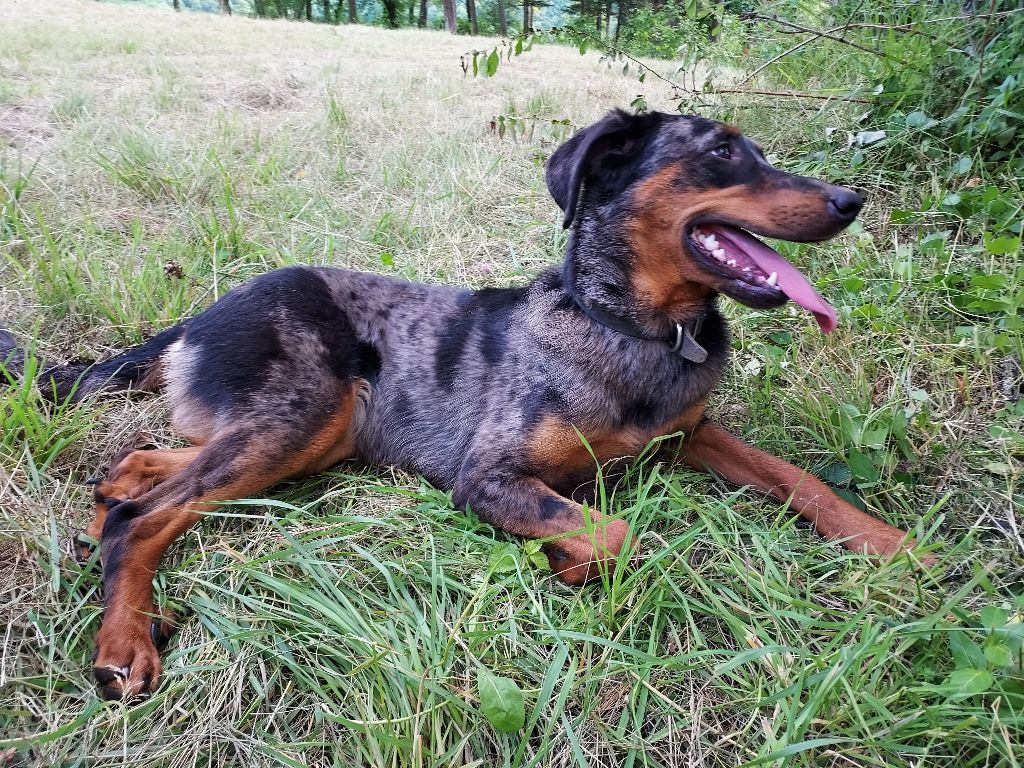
left=92, top=617, right=164, bottom=701
left=544, top=519, right=633, bottom=586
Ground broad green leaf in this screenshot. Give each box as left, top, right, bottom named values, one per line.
left=848, top=450, right=879, bottom=483
left=942, top=668, right=993, bottom=698
left=821, top=463, right=852, bottom=486
left=981, top=606, right=1009, bottom=629
left=485, top=50, right=499, bottom=77
left=984, top=235, right=1020, bottom=255
left=477, top=668, right=525, bottom=733
left=984, top=642, right=1013, bottom=667
left=949, top=631, right=987, bottom=669
left=488, top=543, right=518, bottom=574
left=842, top=276, right=865, bottom=293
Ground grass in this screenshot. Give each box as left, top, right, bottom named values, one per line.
left=1, top=1, right=1022, bottom=766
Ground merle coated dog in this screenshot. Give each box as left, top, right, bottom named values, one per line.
left=0, top=109, right=922, bottom=700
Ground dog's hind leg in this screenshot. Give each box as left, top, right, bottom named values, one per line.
left=91, top=389, right=360, bottom=700
left=453, top=467, right=632, bottom=586
left=677, top=420, right=921, bottom=559
left=76, top=445, right=204, bottom=562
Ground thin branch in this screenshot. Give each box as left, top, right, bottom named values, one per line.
left=675, top=86, right=874, bottom=105
left=743, top=14, right=905, bottom=62
left=737, top=34, right=830, bottom=86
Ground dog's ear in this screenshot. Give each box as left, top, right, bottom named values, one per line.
left=545, top=109, right=654, bottom=229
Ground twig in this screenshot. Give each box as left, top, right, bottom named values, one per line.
left=675, top=86, right=873, bottom=105
left=744, top=14, right=898, bottom=61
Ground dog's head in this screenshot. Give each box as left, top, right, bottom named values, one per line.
left=546, top=110, right=862, bottom=332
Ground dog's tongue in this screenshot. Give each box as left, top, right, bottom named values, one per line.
left=706, top=224, right=838, bottom=333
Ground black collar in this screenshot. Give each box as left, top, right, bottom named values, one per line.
left=562, top=260, right=708, bottom=363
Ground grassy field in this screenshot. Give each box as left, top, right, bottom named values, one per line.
left=1, top=1, right=1021, bottom=766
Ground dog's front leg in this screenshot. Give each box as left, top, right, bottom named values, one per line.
left=453, top=464, right=631, bottom=585
left=676, top=419, right=920, bottom=558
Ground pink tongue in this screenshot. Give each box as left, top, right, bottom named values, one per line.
left=706, top=225, right=838, bottom=333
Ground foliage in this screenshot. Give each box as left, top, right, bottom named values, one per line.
left=616, top=2, right=745, bottom=61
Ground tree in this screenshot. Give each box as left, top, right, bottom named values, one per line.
left=443, top=0, right=456, bottom=32
left=381, top=0, right=399, bottom=26
left=496, top=0, right=507, bottom=35
left=347, top=0, right=357, bottom=21
left=321, top=0, right=332, bottom=20
left=219, top=0, right=231, bottom=14
left=172, top=0, right=181, bottom=9
left=466, top=0, right=478, bottom=34
left=418, top=0, right=427, bottom=27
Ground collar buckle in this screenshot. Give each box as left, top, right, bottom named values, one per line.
left=671, top=318, right=708, bottom=363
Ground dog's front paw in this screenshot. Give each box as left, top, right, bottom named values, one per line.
left=92, top=615, right=164, bottom=701
left=544, top=519, right=632, bottom=586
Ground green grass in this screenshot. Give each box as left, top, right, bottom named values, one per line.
left=1, top=1, right=1022, bottom=766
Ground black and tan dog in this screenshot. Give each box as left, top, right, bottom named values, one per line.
left=1, top=109, right=923, bottom=701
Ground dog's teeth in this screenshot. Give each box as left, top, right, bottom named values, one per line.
left=766, top=272, right=778, bottom=286
left=726, top=259, right=737, bottom=267
left=742, top=266, right=751, bottom=272
left=712, top=248, right=725, bottom=260
left=706, top=236, right=719, bottom=248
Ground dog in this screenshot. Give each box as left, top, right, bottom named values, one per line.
left=0, top=109, right=923, bottom=701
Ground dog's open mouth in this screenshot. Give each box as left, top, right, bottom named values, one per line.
left=687, top=223, right=838, bottom=333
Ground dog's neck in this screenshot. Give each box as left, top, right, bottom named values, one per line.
left=562, top=206, right=716, bottom=343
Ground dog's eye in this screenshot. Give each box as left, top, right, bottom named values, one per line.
left=710, top=145, right=731, bottom=159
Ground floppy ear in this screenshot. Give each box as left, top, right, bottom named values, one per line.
left=545, top=109, right=650, bottom=229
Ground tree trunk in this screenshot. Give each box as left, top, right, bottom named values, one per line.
left=381, top=0, right=398, bottom=27
left=604, top=0, right=612, bottom=40
left=443, top=0, right=456, bottom=32
left=466, top=0, right=478, bottom=34
left=496, top=0, right=506, bottom=35
left=418, top=0, right=426, bottom=27
left=522, top=0, right=529, bottom=33
left=613, top=0, right=626, bottom=45
left=347, top=0, right=358, bottom=22
left=321, top=0, right=331, bottom=20
left=172, top=0, right=181, bottom=10
left=305, top=0, right=312, bottom=19
left=219, top=0, right=231, bottom=14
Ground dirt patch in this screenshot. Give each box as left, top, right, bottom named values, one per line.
left=0, top=104, right=54, bottom=148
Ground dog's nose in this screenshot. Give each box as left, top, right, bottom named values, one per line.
left=828, top=188, right=863, bottom=220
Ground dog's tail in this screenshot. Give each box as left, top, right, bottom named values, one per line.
left=0, top=323, right=186, bottom=403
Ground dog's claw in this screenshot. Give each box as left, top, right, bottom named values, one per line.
left=149, top=614, right=178, bottom=650
left=93, top=665, right=131, bottom=700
